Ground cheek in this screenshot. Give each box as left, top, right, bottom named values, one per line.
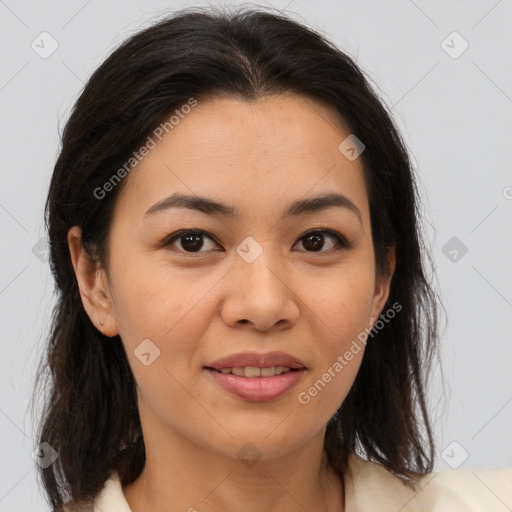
left=300, top=263, right=375, bottom=346
left=110, top=261, right=225, bottom=413
left=111, top=254, right=217, bottom=344
left=112, top=266, right=217, bottom=426
left=292, top=263, right=373, bottom=409
left=296, top=285, right=369, bottom=422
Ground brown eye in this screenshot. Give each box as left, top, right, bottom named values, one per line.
left=164, top=230, right=219, bottom=253
left=161, top=228, right=351, bottom=256
left=294, top=229, right=349, bottom=253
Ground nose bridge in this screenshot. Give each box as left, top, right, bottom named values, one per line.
left=220, top=236, right=300, bottom=330
left=234, top=236, right=285, bottom=295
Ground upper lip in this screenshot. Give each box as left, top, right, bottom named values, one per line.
left=206, top=351, right=306, bottom=370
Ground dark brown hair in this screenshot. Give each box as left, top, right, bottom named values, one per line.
left=32, top=4, right=443, bottom=510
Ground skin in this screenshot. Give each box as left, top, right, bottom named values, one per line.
left=68, top=94, right=395, bottom=512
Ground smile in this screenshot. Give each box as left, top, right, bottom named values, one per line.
left=204, top=367, right=305, bottom=401
left=209, top=366, right=294, bottom=377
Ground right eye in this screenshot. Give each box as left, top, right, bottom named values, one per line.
left=162, top=229, right=221, bottom=254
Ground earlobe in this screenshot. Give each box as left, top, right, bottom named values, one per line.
left=67, top=226, right=119, bottom=337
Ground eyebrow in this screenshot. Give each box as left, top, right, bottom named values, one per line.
left=144, top=192, right=362, bottom=225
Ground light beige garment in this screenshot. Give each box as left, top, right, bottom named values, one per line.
left=344, top=453, right=512, bottom=511
left=64, top=452, right=512, bottom=512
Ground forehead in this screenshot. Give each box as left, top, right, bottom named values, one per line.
left=114, top=94, right=369, bottom=225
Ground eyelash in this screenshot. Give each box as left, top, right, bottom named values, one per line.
left=160, top=228, right=352, bottom=256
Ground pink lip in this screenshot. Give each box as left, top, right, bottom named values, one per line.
left=205, top=367, right=305, bottom=401
left=204, top=351, right=307, bottom=402
left=206, top=351, right=306, bottom=370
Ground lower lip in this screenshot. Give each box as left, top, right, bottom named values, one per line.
left=205, top=368, right=305, bottom=401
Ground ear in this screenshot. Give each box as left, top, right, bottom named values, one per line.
left=370, top=245, right=396, bottom=326
left=67, top=226, right=120, bottom=337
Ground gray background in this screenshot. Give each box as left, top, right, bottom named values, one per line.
left=1, top=0, right=511, bottom=509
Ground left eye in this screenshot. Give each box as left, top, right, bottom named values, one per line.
left=293, top=229, right=349, bottom=252
left=162, top=229, right=349, bottom=254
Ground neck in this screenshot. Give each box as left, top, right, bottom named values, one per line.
left=122, top=426, right=344, bottom=512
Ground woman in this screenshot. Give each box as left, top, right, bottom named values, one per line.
left=33, top=5, right=511, bottom=511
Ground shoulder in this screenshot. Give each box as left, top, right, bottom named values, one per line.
left=344, top=452, right=512, bottom=511
left=58, top=500, right=94, bottom=512
left=58, top=471, right=131, bottom=512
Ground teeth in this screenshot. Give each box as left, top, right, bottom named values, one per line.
left=244, top=366, right=261, bottom=378
left=216, top=366, right=293, bottom=377
left=260, top=367, right=276, bottom=377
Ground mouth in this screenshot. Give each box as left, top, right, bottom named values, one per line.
left=205, top=365, right=300, bottom=377
left=203, top=352, right=306, bottom=401
left=206, top=351, right=306, bottom=373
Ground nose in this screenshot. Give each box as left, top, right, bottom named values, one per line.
left=220, top=251, right=300, bottom=332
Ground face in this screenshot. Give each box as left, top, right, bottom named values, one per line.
left=71, top=94, right=394, bottom=463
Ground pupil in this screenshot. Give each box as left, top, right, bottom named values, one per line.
left=182, top=233, right=203, bottom=252
left=304, top=233, right=324, bottom=252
